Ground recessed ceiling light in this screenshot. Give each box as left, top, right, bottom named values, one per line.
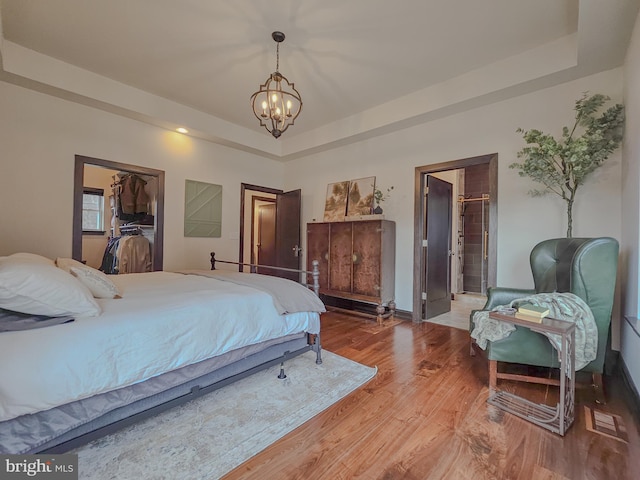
left=176, top=127, right=189, bottom=134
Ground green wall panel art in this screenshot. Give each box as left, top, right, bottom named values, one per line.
left=184, top=180, right=222, bottom=237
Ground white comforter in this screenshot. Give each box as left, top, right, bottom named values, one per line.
left=0, top=272, right=320, bottom=421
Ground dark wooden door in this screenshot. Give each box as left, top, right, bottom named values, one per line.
left=425, top=175, right=452, bottom=319
left=257, top=203, right=276, bottom=274
left=329, top=222, right=353, bottom=294
left=306, top=222, right=330, bottom=291
left=275, top=189, right=301, bottom=281
left=352, top=221, right=381, bottom=297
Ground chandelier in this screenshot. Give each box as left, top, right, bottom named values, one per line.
left=250, top=31, right=302, bottom=138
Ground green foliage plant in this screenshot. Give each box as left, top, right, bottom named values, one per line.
left=510, top=93, right=624, bottom=237
left=373, top=185, right=394, bottom=206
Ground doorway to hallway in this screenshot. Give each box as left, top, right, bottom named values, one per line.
left=239, top=183, right=302, bottom=281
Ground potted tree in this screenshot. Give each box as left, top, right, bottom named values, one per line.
left=510, top=93, right=624, bottom=237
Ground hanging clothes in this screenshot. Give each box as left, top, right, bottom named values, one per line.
left=116, top=235, right=152, bottom=273
left=100, top=236, right=121, bottom=274
left=102, top=174, right=153, bottom=273
left=118, top=174, right=149, bottom=222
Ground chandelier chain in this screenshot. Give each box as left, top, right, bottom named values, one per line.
left=276, top=42, right=280, bottom=72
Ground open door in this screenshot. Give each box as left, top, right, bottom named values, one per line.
left=275, top=189, right=302, bottom=281
left=424, top=175, right=452, bottom=319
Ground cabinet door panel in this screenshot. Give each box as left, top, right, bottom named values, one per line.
left=352, top=221, right=382, bottom=297
left=329, top=222, right=353, bottom=293
left=306, top=223, right=330, bottom=290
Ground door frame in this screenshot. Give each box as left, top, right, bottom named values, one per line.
left=239, top=183, right=283, bottom=270
left=73, top=155, right=165, bottom=270
left=412, top=153, right=498, bottom=322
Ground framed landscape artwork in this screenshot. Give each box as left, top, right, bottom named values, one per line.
left=346, top=176, right=375, bottom=217
left=323, top=181, right=350, bottom=221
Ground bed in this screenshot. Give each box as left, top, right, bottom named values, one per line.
left=0, top=252, right=325, bottom=454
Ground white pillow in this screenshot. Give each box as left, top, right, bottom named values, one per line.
left=9, top=252, right=55, bottom=265
left=56, top=257, right=121, bottom=299
left=69, top=266, right=121, bottom=299
left=55, top=257, right=89, bottom=273
left=0, top=256, right=101, bottom=317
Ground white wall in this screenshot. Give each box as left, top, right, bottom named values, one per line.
left=621, top=9, right=640, bottom=392
left=0, top=81, right=285, bottom=271
left=0, top=60, right=629, bottom=350
left=285, top=68, right=624, bottom=317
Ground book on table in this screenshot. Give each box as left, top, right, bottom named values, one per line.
left=517, top=303, right=549, bottom=318
left=514, top=311, right=544, bottom=323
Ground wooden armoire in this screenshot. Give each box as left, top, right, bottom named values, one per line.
left=306, top=219, right=395, bottom=313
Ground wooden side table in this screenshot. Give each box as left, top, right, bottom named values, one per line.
left=487, top=311, right=576, bottom=436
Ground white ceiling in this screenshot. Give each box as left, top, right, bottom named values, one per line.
left=1, top=0, right=638, bottom=159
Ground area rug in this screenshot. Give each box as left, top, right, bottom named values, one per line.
left=72, top=351, right=377, bottom=479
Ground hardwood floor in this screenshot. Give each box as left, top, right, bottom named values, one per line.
left=224, top=311, right=640, bottom=479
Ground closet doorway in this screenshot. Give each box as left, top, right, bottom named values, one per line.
left=72, top=155, right=165, bottom=271
left=412, top=153, right=497, bottom=322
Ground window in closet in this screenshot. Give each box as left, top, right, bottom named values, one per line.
left=82, top=187, right=105, bottom=235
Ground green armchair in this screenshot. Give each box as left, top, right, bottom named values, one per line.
left=471, top=237, right=619, bottom=397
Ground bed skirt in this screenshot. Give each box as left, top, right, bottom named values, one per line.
left=1, top=333, right=313, bottom=454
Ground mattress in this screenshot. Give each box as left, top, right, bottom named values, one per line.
left=0, top=271, right=320, bottom=422
left=1, top=333, right=310, bottom=454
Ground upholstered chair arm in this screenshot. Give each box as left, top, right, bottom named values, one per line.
left=483, top=286, right=536, bottom=310
left=468, top=287, right=536, bottom=334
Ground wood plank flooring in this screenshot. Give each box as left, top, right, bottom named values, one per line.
left=223, top=311, right=640, bottom=479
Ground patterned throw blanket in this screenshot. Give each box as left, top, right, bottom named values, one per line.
left=471, top=292, right=597, bottom=370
